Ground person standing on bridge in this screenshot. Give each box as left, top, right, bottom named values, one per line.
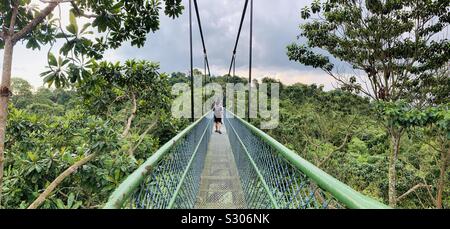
left=213, top=101, right=224, bottom=134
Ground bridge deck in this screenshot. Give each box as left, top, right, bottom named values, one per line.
left=195, top=124, right=245, bottom=209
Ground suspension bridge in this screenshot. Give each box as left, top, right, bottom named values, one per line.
left=103, top=0, right=389, bottom=209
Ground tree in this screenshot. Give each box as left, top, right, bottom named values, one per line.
left=378, top=101, right=449, bottom=208
left=4, top=103, right=124, bottom=209
left=4, top=77, right=184, bottom=209
left=401, top=66, right=449, bottom=208
left=169, top=72, right=189, bottom=85
left=287, top=0, right=449, bottom=207
left=0, top=0, right=184, bottom=207
left=11, top=78, right=33, bottom=109
left=77, top=60, right=172, bottom=139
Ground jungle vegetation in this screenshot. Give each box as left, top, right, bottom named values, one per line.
left=0, top=0, right=448, bottom=209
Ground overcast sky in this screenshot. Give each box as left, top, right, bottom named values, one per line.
left=1, top=0, right=335, bottom=89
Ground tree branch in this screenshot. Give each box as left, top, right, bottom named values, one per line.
left=324, top=68, right=376, bottom=100
left=8, top=1, right=19, bottom=35
left=128, top=120, right=158, bottom=157
left=397, top=183, right=432, bottom=202
left=121, top=93, right=137, bottom=138
left=318, top=116, right=357, bottom=167
left=422, top=178, right=437, bottom=206
left=12, top=1, right=62, bottom=43
left=107, top=94, right=127, bottom=115
left=27, top=153, right=97, bottom=209
left=70, top=2, right=98, bottom=18
left=39, top=0, right=73, bottom=3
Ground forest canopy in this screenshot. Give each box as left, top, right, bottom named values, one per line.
left=0, top=0, right=448, bottom=209
left=3, top=73, right=449, bottom=209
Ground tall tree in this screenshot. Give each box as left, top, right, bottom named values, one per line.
left=0, top=0, right=184, bottom=207
left=11, top=78, right=33, bottom=109
left=287, top=0, right=449, bottom=207
left=77, top=60, right=172, bottom=139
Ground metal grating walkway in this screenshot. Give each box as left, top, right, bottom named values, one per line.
left=195, top=125, right=246, bottom=209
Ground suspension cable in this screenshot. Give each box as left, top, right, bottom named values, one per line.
left=189, top=0, right=194, bottom=121
left=193, top=0, right=211, bottom=77
left=247, top=0, right=253, bottom=121
left=233, top=56, right=236, bottom=77
left=190, top=0, right=213, bottom=120
left=227, top=0, right=250, bottom=78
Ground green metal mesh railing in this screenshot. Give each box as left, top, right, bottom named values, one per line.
left=133, top=114, right=211, bottom=209
left=224, top=110, right=388, bottom=209
left=104, top=112, right=212, bottom=209
left=226, top=112, right=338, bottom=208
left=104, top=110, right=389, bottom=209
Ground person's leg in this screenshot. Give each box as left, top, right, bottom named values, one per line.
left=217, top=120, right=222, bottom=134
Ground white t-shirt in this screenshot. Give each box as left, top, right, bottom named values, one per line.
left=213, top=105, right=224, bottom=119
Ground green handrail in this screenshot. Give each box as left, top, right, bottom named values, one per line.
left=167, top=120, right=211, bottom=209
left=226, top=117, right=279, bottom=208
left=226, top=111, right=390, bottom=209
left=103, top=112, right=211, bottom=209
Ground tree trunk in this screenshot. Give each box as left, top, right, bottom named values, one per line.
left=388, top=127, right=401, bottom=207
left=0, top=37, right=14, bottom=207
left=27, top=153, right=97, bottom=209
left=121, top=93, right=137, bottom=138
left=0, top=0, right=61, bottom=208
left=436, top=147, right=449, bottom=209
left=128, top=121, right=157, bottom=157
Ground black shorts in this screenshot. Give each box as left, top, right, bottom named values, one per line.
left=214, top=117, right=222, bottom=124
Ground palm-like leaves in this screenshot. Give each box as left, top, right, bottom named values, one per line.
left=41, top=53, right=70, bottom=88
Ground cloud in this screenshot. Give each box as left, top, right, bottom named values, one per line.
left=2, top=0, right=333, bottom=89
left=211, top=64, right=335, bottom=90
left=0, top=44, right=51, bottom=88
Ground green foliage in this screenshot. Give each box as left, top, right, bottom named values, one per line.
left=11, top=78, right=33, bottom=109
left=288, top=0, right=449, bottom=208
left=4, top=76, right=186, bottom=209
left=169, top=72, right=189, bottom=85
left=254, top=82, right=449, bottom=208
left=288, top=0, right=450, bottom=101
left=1, top=0, right=184, bottom=89
left=77, top=60, right=172, bottom=118
left=348, top=137, right=369, bottom=157
left=5, top=74, right=448, bottom=209
left=2, top=0, right=186, bottom=209
left=376, top=101, right=449, bottom=134
left=0, top=1, right=57, bottom=50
